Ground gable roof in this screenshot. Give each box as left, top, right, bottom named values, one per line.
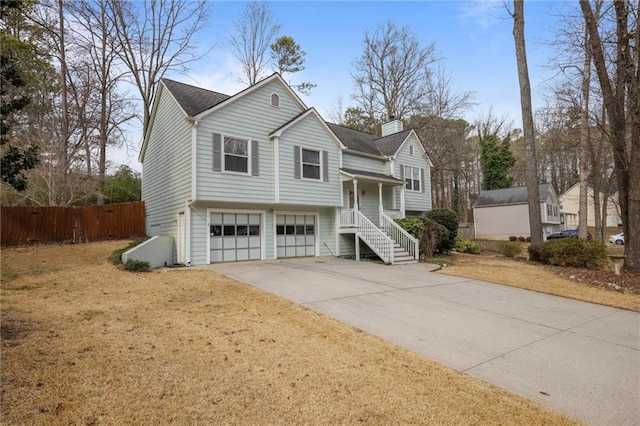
left=146, top=76, right=428, bottom=161
left=161, top=78, right=230, bottom=116
left=325, top=123, right=418, bottom=158
left=326, top=123, right=380, bottom=156
left=473, top=183, right=553, bottom=208
left=270, top=108, right=345, bottom=149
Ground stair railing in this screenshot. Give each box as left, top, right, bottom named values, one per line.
left=380, top=212, right=419, bottom=260
left=355, top=210, right=394, bottom=264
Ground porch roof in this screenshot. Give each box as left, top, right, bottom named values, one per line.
left=340, top=168, right=405, bottom=185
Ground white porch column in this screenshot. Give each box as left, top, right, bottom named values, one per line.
left=378, top=183, right=383, bottom=226
left=353, top=179, right=359, bottom=211
left=400, top=186, right=406, bottom=218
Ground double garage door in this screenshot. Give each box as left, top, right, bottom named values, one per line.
left=209, top=212, right=316, bottom=263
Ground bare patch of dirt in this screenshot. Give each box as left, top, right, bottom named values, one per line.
left=0, top=241, right=577, bottom=425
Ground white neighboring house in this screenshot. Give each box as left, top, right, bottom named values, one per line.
left=473, top=184, right=561, bottom=240
left=559, top=182, right=621, bottom=228
left=137, top=73, right=433, bottom=265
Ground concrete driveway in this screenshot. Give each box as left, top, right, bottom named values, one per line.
left=207, top=257, right=640, bottom=425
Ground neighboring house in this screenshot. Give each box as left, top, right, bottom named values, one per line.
left=473, top=184, right=561, bottom=240
left=559, top=182, right=621, bottom=228
left=138, top=73, right=432, bottom=266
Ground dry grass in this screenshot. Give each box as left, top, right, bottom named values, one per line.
left=440, top=253, right=640, bottom=312
left=0, top=241, right=578, bottom=425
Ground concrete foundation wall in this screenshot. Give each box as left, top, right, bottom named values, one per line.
left=123, top=236, right=174, bottom=268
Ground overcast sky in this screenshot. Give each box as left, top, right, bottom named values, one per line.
left=114, top=0, right=573, bottom=171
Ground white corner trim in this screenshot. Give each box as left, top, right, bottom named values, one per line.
left=191, top=125, right=198, bottom=201
left=273, top=136, right=280, bottom=203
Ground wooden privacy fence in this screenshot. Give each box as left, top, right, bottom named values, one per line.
left=1, top=202, right=146, bottom=247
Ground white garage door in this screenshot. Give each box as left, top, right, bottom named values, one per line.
left=210, top=212, right=261, bottom=263
left=276, top=214, right=316, bottom=258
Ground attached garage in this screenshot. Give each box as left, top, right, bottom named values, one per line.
left=210, top=212, right=262, bottom=263
left=276, top=213, right=317, bottom=258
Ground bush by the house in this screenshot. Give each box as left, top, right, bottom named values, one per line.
left=395, top=217, right=448, bottom=259
left=528, top=239, right=607, bottom=269
left=518, top=236, right=526, bottom=242
left=497, top=241, right=522, bottom=258
left=453, top=236, right=481, bottom=254
left=424, top=208, right=458, bottom=253
left=509, top=236, right=518, bottom=241
left=124, top=259, right=151, bottom=272
left=110, top=240, right=144, bottom=265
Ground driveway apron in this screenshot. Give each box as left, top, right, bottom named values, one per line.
left=207, top=257, right=640, bottom=426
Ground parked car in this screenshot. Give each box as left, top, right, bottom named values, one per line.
left=547, top=229, right=592, bottom=240
left=609, top=232, right=625, bottom=245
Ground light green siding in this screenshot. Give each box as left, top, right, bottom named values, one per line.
left=142, top=86, right=192, bottom=244
left=195, top=80, right=302, bottom=203
left=278, top=114, right=342, bottom=206
left=394, top=134, right=432, bottom=212
left=342, top=152, right=387, bottom=174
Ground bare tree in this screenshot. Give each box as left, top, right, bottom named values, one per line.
left=580, top=0, right=640, bottom=272
left=230, top=1, right=280, bottom=87
left=352, top=22, right=437, bottom=120
left=512, top=0, right=543, bottom=245
left=69, top=0, right=135, bottom=205
left=109, top=0, right=209, bottom=136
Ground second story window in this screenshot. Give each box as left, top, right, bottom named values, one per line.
left=224, top=136, right=249, bottom=173
left=409, top=145, right=414, bottom=156
left=302, top=148, right=320, bottom=180
left=404, top=165, right=421, bottom=192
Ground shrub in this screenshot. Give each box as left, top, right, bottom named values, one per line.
left=526, top=236, right=531, bottom=242
left=529, top=239, right=607, bottom=269
left=424, top=208, right=458, bottom=253
left=110, top=240, right=143, bottom=265
left=453, top=235, right=481, bottom=254
left=497, top=241, right=522, bottom=258
left=509, top=236, right=517, bottom=242
left=395, top=218, right=424, bottom=238
left=518, top=236, right=526, bottom=242
left=123, top=259, right=151, bottom=272
left=396, top=217, right=448, bottom=259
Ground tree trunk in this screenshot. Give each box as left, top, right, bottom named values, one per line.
left=580, top=0, right=639, bottom=272
left=578, top=26, right=590, bottom=239
left=512, top=1, right=543, bottom=245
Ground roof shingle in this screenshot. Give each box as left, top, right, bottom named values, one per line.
left=162, top=78, right=230, bottom=116
left=473, top=184, right=552, bottom=208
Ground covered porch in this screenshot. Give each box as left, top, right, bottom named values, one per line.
left=338, top=168, right=406, bottom=230
left=337, top=168, right=418, bottom=264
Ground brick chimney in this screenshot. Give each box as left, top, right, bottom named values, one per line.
left=381, top=116, right=403, bottom=137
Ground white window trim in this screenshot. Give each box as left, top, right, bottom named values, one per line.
left=404, top=165, right=421, bottom=192
left=300, top=147, right=322, bottom=181
left=222, top=133, right=251, bottom=176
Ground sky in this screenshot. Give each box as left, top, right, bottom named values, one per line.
left=113, top=0, right=574, bottom=172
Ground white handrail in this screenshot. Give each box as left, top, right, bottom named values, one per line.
left=340, top=209, right=356, bottom=226
left=355, top=210, right=394, bottom=264
left=380, top=212, right=419, bottom=260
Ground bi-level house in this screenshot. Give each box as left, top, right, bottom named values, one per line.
left=135, top=73, right=432, bottom=266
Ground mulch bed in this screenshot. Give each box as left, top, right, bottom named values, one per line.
left=550, top=266, right=640, bottom=295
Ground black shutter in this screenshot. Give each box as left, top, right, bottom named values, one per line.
left=213, top=133, right=222, bottom=172
left=294, top=146, right=301, bottom=179
left=322, top=150, right=329, bottom=182
left=251, top=140, right=259, bottom=176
